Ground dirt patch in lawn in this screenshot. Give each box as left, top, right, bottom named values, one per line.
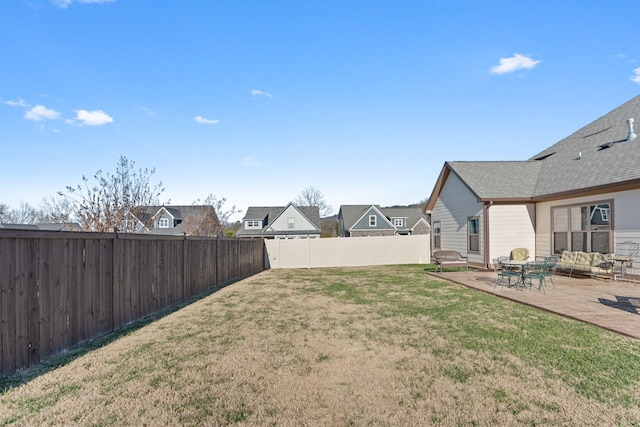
left=1, top=266, right=640, bottom=426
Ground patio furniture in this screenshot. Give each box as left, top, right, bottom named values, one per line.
left=522, top=260, right=548, bottom=293
left=494, top=256, right=522, bottom=288
left=612, top=241, right=639, bottom=281
left=535, top=256, right=558, bottom=287
left=555, top=250, right=613, bottom=278
left=510, top=248, right=530, bottom=261
left=433, top=250, right=468, bottom=272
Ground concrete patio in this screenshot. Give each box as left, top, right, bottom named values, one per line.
left=429, top=269, right=640, bottom=340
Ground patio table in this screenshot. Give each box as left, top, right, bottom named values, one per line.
left=500, top=259, right=528, bottom=288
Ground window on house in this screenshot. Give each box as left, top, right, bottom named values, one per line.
left=468, top=217, right=480, bottom=252
left=158, top=218, right=169, bottom=228
left=369, top=215, right=377, bottom=227
left=287, top=217, right=295, bottom=229
left=552, top=201, right=611, bottom=254
left=246, top=220, right=262, bottom=229
left=392, top=218, right=404, bottom=227
left=433, top=221, right=441, bottom=249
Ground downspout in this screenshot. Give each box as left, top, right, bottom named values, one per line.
left=484, top=201, right=492, bottom=269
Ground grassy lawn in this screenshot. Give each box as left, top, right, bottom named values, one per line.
left=1, top=265, right=640, bottom=426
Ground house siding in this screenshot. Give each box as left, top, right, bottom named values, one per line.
left=488, top=204, right=535, bottom=266
left=268, top=205, right=317, bottom=233
left=352, top=209, right=394, bottom=232
left=535, top=188, right=640, bottom=259
left=431, top=173, right=484, bottom=264
left=412, top=221, right=431, bottom=235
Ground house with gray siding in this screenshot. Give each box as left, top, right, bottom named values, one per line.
left=237, top=203, right=321, bottom=239
left=338, top=205, right=430, bottom=237
left=425, top=94, right=640, bottom=269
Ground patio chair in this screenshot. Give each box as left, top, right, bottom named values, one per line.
left=523, top=260, right=547, bottom=293
left=535, top=255, right=558, bottom=288
left=510, top=248, right=530, bottom=261
left=494, top=256, right=520, bottom=288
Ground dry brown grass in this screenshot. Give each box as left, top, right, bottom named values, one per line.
left=1, top=265, right=640, bottom=426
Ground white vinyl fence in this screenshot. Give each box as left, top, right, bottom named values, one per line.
left=264, top=234, right=431, bottom=269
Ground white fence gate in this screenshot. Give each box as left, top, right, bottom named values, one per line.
left=264, top=234, right=431, bottom=269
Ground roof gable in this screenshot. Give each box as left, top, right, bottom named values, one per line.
left=427, top=94, right=640, bottom=210
left=351, top=206, right=395, bottom=231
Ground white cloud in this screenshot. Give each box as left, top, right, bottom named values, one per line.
left=194, top=115, right=220, bottom=124
left=52, top=0, right=115, bottom=8
left=68, top=109, right=114, bottom=126
left=4, top=98, right=31, bottom=108
left=238, top=157, right=264, bottom=167
left=251, top=89, right=273, bottom=98
left=25, top=105, right=60, bottom=121
left=138, top=106, right=155, bottom=116
left=490, top=53, right=541, bottom=75
left=630, top=67, right=640, bottom=84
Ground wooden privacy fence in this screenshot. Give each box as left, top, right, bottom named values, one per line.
left=0, top=229, right=264, bottom=376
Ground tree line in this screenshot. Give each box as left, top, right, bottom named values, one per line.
left=1, top=156, right=338, bottom=237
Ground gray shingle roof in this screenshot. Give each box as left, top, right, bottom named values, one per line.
left=339, top=205, right=429, bottom=230
left=446, top=161, right=542, bottom=200
left=237, top=204, right=321, bottom=236
left=439, top=95, right=640, bottom=202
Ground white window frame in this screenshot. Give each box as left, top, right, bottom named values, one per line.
left=369, top=215, right=377, bottom=227
left=158, top=218, right=170, bottom=228
left=392, top=218, right=404, bottom=227
left=287, top=217, right=295, bottom=229
left=246, top=220, right=262, bottom=229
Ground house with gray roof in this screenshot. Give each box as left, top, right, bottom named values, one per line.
left=338, top=205, right=430, bottom=237
left=133, top=205, right=220, bottom=236
left=425, top=94, right=640, bottom=269
left=236, top=203, right=321, bottom=239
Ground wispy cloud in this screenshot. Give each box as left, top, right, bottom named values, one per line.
left=251, top=89, right=273, bottom=98
left=4, top=98, right=31, bottom=108
left=67, top=109, right=114, bottom=126
left=25, top=105, right=60, bottom=121
left=138, top=106, right=155, bottom=116
left=630, top=67, right=640, bottom=84
left=238, top=157, right=264, bottom=167
left=490, top=53, right=541, bottom=75
left=194, top=115, right=220, bottom=124
left=52, top=0, right=115, bottom=8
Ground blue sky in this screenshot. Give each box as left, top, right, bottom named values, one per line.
left=2, top=0, right=640, bottom=220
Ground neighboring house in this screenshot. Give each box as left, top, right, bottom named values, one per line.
left=133, top=205, right=221, bottom=236
left=338, top=205, right=431, bottom=237
left=425, top=94, right=640, bottom=268
left=236, top=203, right=321, bottom=239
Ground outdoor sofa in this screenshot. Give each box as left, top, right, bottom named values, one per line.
left=554, top=250, right=613, bottom=278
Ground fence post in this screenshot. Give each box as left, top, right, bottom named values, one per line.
left=112, top=228, right=118, bottom=329
left=182, top=233, right=187, bottom=301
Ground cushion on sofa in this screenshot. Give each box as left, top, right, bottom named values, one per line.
left=574, top=251, right=591, bottom=266
left=559, top=251, right=576, bottom=264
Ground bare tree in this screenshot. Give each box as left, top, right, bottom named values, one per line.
left=1, top=202, right=39, bottom=224
left=60, top=156, right=165, bottom=232
left=294, top=186, right=332, bottom=217
left=39, top=195, right=77, bottom=224
left=184, top=194, right=240, bottom=236
left=0, top=203, right=10, bottom=222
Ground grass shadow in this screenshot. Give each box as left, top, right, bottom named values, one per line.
left=0, top=280, right=240, bottom=394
